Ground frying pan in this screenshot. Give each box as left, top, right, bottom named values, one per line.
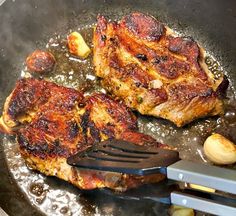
left=0, top=0, right=236, bottom=215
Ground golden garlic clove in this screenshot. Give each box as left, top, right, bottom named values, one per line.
left=203, top=133, right=236, bottom=165
left=67, top=31, right=91, bottom=58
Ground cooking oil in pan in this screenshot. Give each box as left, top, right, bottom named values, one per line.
left=3, top=23, right=236, bottom=216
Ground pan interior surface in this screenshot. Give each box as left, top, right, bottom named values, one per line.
left=0, top=0, right=236, bottom=216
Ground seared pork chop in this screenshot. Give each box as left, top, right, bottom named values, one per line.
left=93, top=12, right=226, bottom=127
left=0, top=78, right=166, bottom=191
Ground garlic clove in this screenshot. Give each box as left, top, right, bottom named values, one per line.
left=67, top=32, right=91, bottom=58
left=203, top=133, right=236, bottom=165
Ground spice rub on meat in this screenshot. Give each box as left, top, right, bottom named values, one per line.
left=93, top=12, right=227, bottom=127
left=0, top=78, right=166, bottom=191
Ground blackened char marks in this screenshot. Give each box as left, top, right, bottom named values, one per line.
left=35, top=118, right=52, bottom=132
left=87, top=121, right=101, bottom=144
left=96, top=15, right=108, bottom=46
left=117, top=30, right=189, bottom=80
left=8, top=91, right=35, bottom=119
left=17, top=133, right=68, bottom=159
left=108, top=56, right=168, bottom=105
left=89, top=94, right=138, bottom=131
left=168, top=36, right=208, bottom=80
left=168, top=36, right=199, bottom=60
left=156, top=57, right=190, bottom=79
left=149, top=88, right=168, bottom=104
left=109, top=52, right=123, bottom=71
left=124, top=64, right=152, bottom=88
left=67, top=121, right=79, bottom=140
left=81, top=110, right=90, bottom=135
left=168, top=80, right=214, bottom=101
left=108, top=52, right=151, bottom=88
left=7, top=78, right=50, bottom=120
left=101, top=127, right=115, bottom=139
left=121, top=12, right=164, bottom=41
left=81, top=110, right=101, bottom=144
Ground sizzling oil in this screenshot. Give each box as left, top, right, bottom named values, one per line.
left=3, top=24, right=236, bottom=216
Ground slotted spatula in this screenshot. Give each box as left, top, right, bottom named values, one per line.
left=67, top=139, right=236, bottom=215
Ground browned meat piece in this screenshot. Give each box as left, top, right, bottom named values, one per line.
left=26, top=50, right=55, bottom=73
left=0, top=78, right=166, bottom=191
left=93, top=12, right=226, bottom=127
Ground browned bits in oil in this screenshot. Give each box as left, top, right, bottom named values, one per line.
left=52, top=204, right=58, bottom=210
left=205, top=56, right=223, bottom=79
left=205, top=56, right=213, bottom=66
left=36, top=197, right=46, bottom=205
left=60, top=206, right=69, bottom=214
left=224, top=104, right=236, bottom=124
left=29, top=183, right=45, bottom=196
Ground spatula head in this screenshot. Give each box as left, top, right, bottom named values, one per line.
left=67, top=139, right=180, bottom=175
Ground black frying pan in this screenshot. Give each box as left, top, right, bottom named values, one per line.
left=0, top=0, right=236, bottom=215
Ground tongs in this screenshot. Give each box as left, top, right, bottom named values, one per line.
left=67, top=139, right=236, bottom=215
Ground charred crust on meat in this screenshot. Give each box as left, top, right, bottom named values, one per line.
left=68, top=121, right=79, bottom=139
left=53, top=139, right=60, bottom=147
left=135, top=82, right=142, bottom=88
left=88, top=121, right=101, bottom=143
left=87, top=94, right=138, bottom=131
left=169, top=81, right=214, bottom=101
left=8, top=90, right=34, bottom=119
left=135, top=54, right=148, bottom=61
left=101, top=35, right=107, bottom=41
left=78, top=102, right=85, bottom=108
left=17, top=133, right=69, bottom=159
left=109, top=37, right=115, bottom=42
left=121, top=12, right=164, bottom=41
left=150, top=88, right=168, bottom=101
left=101, top=128, right=115, bottom=139
left=168, top=36, right=200, bottom=60
left=36, top=118, right=51, bottom=131
left=125, top=64, right=151, bottom=88
left=2, top=78, right=175, bottom=190
left=152, top=56, right=168, bottom=65
left=17, top=133, right=30, bottom=149
left=155, top=58, right=190, bottom=79
left=81, top=110, right=90, bottom=135
left=7, top=79, right=50, bottom=120
left=71, top=167, right=78, bottom=182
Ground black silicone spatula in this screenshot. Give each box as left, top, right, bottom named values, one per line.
left=67, top=139, right=180, bottom=175
left=67, top=139, right=236, bottom=215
